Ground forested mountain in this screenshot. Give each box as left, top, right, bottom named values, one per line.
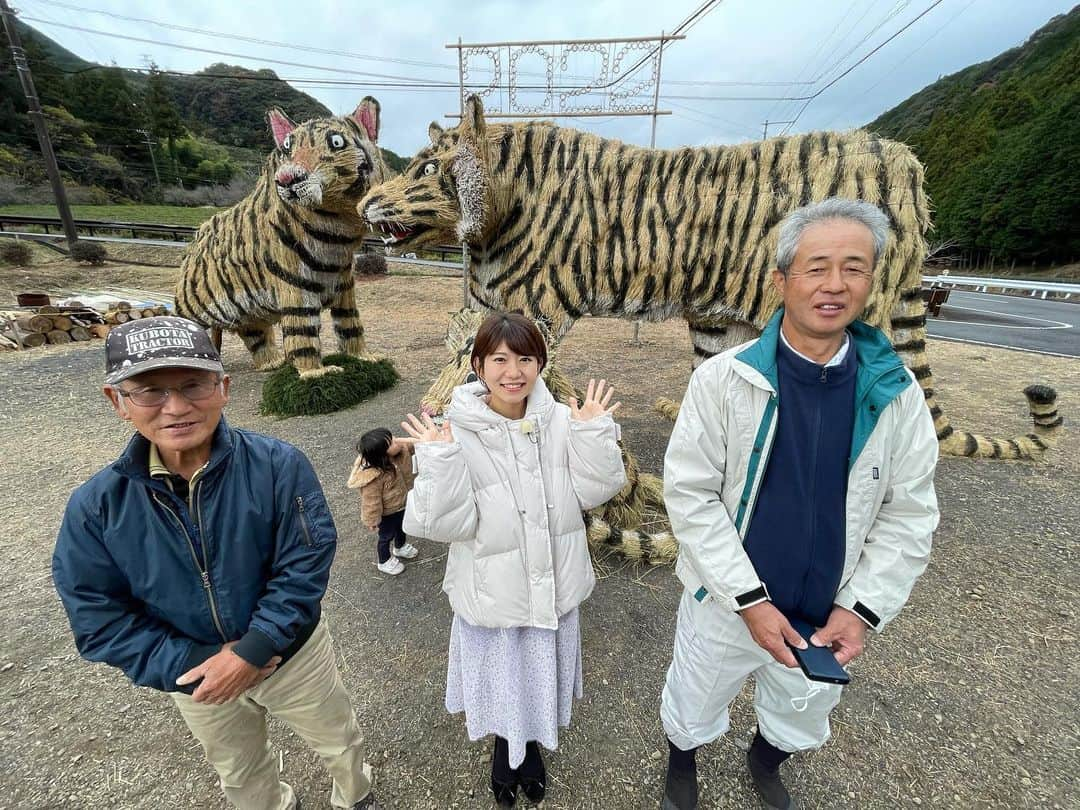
left=868, top=6, right=1079, bottom=263
left=0, top=19, right=408, bottom=203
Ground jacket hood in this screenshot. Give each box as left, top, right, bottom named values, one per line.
left=447, top=375, right=557, bottom=432
left=347, top=456, right=382, bottom=489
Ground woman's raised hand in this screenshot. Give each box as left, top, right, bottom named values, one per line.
left=401, top=412, right=454, bottom=443
left=567, top=378, right=621, bottom=422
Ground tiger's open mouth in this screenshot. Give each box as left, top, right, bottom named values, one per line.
left=372, top=220, right=429, bottom=245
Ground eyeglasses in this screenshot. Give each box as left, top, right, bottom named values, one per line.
left=115, top=378, right=222, bottom=407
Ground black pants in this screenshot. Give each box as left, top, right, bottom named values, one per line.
left=377, top=509, right=406, bottom=563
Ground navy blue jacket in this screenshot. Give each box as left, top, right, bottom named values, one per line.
left=52, top=418, right=337, bottom=692
left=742, top=336, right=857, bottom=626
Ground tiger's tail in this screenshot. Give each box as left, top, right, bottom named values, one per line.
left=585, top=513, right=679, bottom=565
left=890, top=288, right=1063, bottom=460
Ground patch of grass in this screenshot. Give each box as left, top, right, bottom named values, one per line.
left=0, top=204, right=224, bottom=228
left=259, top=354, right=398, bottom=418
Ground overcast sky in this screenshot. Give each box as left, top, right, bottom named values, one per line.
left=14, top=0, right=1077, bottom=157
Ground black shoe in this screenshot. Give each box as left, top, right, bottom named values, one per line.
left=518, top=741, right=546, bottom=803
left=350, top=792, right=382, bottom=810
left=747, top=733, right=796, bottom=810
left=662, top=740, right=698, bottom=810
left=491, top=736, right=518, bottom=808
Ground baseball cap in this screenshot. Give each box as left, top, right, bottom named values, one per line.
left=105, top=316, right=224, bottom=385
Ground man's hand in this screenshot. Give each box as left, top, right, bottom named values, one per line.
left=176, top=642, right=281, bottom=704
left=739, top=601, right=806, bottom=668
left=810, top=606, right=867, bottom=666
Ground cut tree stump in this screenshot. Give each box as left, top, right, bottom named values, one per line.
left=15, top=314, right=53, bottom=333
left=6, top=331, right=46, bottom=348
left=46, top=329, right=72, bottom=344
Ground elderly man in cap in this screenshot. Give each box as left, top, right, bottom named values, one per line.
left=53, top=316, right=381, bottom=810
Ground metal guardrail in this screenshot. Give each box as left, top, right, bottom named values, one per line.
left=0, top=213, right=465, bottom=262
left=923, top=274, right=1078, bottom=300
left=0, top=214, right=196, bottom=240
left=0, top=225, right=465, bottom=269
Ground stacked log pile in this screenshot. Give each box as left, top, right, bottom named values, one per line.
left=0, top=301, right=165, bottom=351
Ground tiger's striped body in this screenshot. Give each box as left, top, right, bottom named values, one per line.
left=361, top=96, right=1060, bottom=459
left=176, top=98, right=388, bottom=377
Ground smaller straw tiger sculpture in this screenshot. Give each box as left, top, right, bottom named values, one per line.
left=175, top=98, right=388, bottom=377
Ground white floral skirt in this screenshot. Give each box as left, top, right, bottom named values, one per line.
left=445, top=608, right=583, bottom=768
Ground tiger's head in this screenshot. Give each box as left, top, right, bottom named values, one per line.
left=359, top=94, right=493, bottom=248
left=267, top=97, right=388, bottom=213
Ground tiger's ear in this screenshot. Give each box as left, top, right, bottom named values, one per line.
left=351, top=96, right=380, bottom=143
left=267, top=108, right=296, bottom=148
left=461, top=94, right=486, bottom=142
left=428, top=121, right=444, bottom=145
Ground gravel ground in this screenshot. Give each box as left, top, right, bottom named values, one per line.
left=0, top=268, right=1077, bottom=809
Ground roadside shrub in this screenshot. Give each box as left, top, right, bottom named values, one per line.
left=260, top=354, right=398, bottom=417
left=66, top=185, right=111, bottom=204
left=0, top=180, right=111, bottom=205
left=0, top=239, right=32, bottom=266
left=0, top=176, right=25, bottom=205
left=70, top=241, right=108, bottom=265
left=353, top=252, right=388, bottom=276
left=161, top=175, right=254, bottom=207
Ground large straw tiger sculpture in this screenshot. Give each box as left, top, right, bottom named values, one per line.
left=175, top=98, right=388, bottom=377
left=360, top=95, right=1061, bottom=459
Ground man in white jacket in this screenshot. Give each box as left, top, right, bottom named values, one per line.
left=660, top=198, right=939, bottom=810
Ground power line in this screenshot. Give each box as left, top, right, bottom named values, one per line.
left=779, top=0, right=945, bottom=136
left=828, top=0, right=980, bottom=127
left=27, top=0, right=459, bottom=71
left=37, top=58, right=817, bottom=102
left=761, top=0, right=864, bottom=125
left=17, top=15, right=452, bottom=84
left=810, top=0, right=911, bottom=84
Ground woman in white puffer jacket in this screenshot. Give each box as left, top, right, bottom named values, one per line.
left=402, top=312, right=625, bottom=808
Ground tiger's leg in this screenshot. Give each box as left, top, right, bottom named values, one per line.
left=688, top=319, right=760, bottom=369
left=655, top=318, right=762, bottom=420
left=329, top=279, right=367, bottom=358
left=238, top=322, right=286, bottom=371
left=277, top=288, right=338, bottom=378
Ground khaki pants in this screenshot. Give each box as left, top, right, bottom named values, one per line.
left=172, top=618, right=372, bottom=810
left=661, top=589, right=844, bottom=753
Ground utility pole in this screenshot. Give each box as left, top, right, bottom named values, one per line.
left=0, top=0, right=78, bottom=245
left=136, top=128, right=161, bottom=190
left=762, top=119, right=795, bottom=140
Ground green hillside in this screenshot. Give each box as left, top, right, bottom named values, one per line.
left=1, top=20, right=408, bottom=205
left=868, top=7, right=1080, bottom=263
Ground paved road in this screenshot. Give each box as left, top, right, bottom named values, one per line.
left=925, top=290, right=1080, bottom=357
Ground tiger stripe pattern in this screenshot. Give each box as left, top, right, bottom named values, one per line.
left=361, top=95, right=1060, bottom=459
left=175, top=97, right=388, bottom=377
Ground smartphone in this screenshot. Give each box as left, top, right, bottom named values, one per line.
left=786, top=619, right=851, bottom=685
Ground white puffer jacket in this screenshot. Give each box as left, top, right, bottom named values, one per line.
left=403, top=378, right=626, bottom=629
